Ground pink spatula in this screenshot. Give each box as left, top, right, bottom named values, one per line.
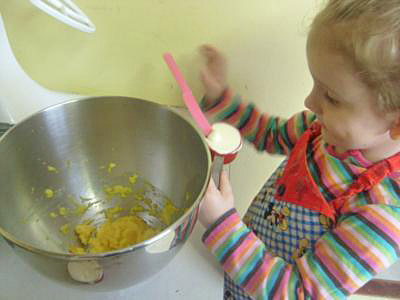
left=163, top=53, right=213, bottom=136
left=163, top=53, right=242, bottom=186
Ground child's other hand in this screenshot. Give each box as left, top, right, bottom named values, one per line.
left=199, top=170, right=234, bottom=228
left=199, top=44, right=227, bottom=101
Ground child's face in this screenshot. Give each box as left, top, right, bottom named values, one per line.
left=304, top=26, right=397, bottom=153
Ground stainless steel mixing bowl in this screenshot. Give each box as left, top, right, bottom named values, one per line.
left=0, top=96, right=211, bottom=291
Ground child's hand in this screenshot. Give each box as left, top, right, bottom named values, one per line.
left=199, top=44, right=227, bottom=101
left=199, top=170, right=234, bottom=228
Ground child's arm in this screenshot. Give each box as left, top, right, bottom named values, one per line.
left=203, top=204, right=400, bottom=299
left=199, top=45, right=316, bottom=156
left=201, top=89, right=316, bottom=156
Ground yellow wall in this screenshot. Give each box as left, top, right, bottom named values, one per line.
left=0, top=0, right=317, bottom=106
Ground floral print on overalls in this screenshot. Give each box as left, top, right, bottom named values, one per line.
left=264, top=203, right=290, bottom=231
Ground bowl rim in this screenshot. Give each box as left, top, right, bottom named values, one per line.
left=0, top=96, right=212, bottom=259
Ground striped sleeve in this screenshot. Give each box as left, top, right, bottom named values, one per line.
left=202, top=206, right=400, bottom=299
left=200, top=89, right=317, bottom=155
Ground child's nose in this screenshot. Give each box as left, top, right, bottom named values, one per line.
left=304, top=95, right=314, bottom=111
left=304, top=90, right=321, bottom=114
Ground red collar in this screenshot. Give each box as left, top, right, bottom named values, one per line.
left=275, top=122, right=400, bottom=222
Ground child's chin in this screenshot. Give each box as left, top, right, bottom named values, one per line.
left=321, top=130, right=343, bottom=148
left=321, top=134, right=349, bottom=153
left=320, top=128, right=333, bottom=144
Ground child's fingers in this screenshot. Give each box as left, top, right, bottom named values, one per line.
left=200, top=68, right=207, bottom=83
left=200, top=178, right=217, bottom=212
left=199, top=44, right=218, bottom=61
left=199, top=45, right=211, bottom=58
left=220, top=170, right=233, bottom=197
left=200, top=68, right=212, bottom=84
left=199, top=44, right=215, bottom=54
left=206, top=176, right=218, bottom=194
left=200, top=68, right=222, bottom=99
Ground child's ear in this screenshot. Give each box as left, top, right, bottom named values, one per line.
left=389, top=114, right=400, bottom=140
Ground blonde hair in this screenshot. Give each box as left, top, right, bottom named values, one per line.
left=311, top=0, right=400, bottom=111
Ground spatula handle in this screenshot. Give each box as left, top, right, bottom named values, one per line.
left=163, top=53, right=212, bottom=136
left=211, top=155, right=224, bottom=188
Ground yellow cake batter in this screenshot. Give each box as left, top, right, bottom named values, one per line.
left=70, top=215, right=161, bottom=254
left=69, top=199, right=179, bottom=254
left=38, top=166, right=181, bottom=255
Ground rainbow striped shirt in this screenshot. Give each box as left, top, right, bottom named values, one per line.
left=201, top=89, right=400, bottom=299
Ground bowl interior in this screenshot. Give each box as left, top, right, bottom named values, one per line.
left=0, top=97, right=210, bottom=253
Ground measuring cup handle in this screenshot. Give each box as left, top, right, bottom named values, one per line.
left=211, top=155, right=224, bottom=188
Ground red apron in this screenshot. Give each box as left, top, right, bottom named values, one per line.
left=275, top=122, right=400, bottom=222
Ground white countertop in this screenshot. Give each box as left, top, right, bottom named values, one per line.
left=0, top=223, right=223, bottom=300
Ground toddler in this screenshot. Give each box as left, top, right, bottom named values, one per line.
left=198, top=1, right=400, bottom=299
